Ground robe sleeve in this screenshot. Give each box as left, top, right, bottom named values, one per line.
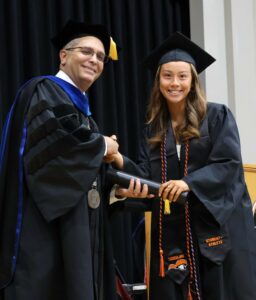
left=23, top=80, right=105, bottom=222
left=183, top=104, right=247, bottom=226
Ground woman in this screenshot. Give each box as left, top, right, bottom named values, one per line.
left=110, top=32, right=256, bottom=299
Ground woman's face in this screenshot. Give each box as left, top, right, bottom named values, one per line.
left=159, top=61, right=192, bottom=105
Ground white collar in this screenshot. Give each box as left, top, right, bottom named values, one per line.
left=56, top=70, right=88, bottom=96
left=56, top=70, right=83, bottom=90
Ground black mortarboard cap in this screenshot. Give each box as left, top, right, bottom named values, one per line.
left=143, top=32, right=215, bottom=73
left=51, top=20, right=119, bottom=60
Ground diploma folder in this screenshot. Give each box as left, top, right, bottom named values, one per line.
left=107, top=168, right=188, bottom=205
left=107, top=168, right=160, bottom=194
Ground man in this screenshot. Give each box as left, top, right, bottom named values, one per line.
left=0, top=20, right=119, bottom=300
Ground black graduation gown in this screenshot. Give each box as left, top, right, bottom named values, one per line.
left=121, top=102, right=256, bottom=300
left=0, top=78, right=117, bottom=300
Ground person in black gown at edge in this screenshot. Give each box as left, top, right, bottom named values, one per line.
left=107, top=32, right=256, bottom=299
left=0, top=20, right=121, bottom=300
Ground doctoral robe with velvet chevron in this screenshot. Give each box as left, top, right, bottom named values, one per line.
left=0, top=77, right=117, bottom=300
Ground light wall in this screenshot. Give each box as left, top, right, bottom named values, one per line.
left=189, top=0, right=256, bottom=164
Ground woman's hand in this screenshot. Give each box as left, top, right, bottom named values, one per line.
left=159, top=180, right=190, bottom=203
left=115, top=178, right=155, bottom=199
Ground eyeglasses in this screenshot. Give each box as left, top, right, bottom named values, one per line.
left=65, top=46, right=110, bottom=63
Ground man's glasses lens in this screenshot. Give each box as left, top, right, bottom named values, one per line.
left=65, top=47, right=109, bottom=63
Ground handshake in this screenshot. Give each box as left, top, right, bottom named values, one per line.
left=103, top=135, right=123, bottom=167
left=103, top=135, right=189, bottom=203
left=102, top=135, right=189, bottom=203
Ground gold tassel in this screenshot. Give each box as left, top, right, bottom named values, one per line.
left=109, top=37, right=118, bottom=60
left=164, top=199, right=171, bottom=215
left=159, top=249, right=165, bottom=277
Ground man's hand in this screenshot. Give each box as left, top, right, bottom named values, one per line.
left=104, top=135, right=119, bottom=157
left=103, top=135, right=125, bottom=169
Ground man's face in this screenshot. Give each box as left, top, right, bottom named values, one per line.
left=60, top=36, right=105, bottom=91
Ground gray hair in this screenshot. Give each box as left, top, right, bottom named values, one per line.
left=63, top=37, right=83, bottom=49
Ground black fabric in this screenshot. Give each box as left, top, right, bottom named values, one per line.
left=120, top=102, right=256, bottom=299
left=27, top=101, right=77, bottom=124
left=0, top=78, right=44, bottom=289
left=0, top=0, right=190, bottom=288
left=25, top=118, right=59, bottom=149
left=51, top=20, right=111, bottom=52
left=0, top=78, right=44, bottom=288
left=143, top=32, right=216, bottom=73
left=0, top=78, right=117, bottom=300
left=25, top=133, right=79, bottom=174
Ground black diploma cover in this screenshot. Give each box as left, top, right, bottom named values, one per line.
left=107, top=168, right=188, bottom=203
left=107, top=168, right=160, bottom=194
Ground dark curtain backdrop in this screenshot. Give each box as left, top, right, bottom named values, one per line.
left=0, top=0, right=190, bottom=284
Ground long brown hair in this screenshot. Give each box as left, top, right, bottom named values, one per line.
left=146, top=64, right=207, bottom=146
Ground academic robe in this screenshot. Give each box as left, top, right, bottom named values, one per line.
left=120, top=102, right=256, bottom=300
left=0, top=77, right=117, bottom=300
